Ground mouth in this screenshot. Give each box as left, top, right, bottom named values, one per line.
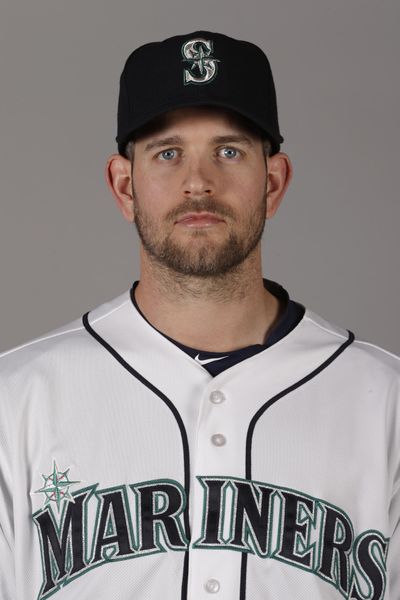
left=175, top=212, right=226, bottom=228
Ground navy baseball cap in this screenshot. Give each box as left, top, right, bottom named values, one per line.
left=116, top=31, right=284, bottom=156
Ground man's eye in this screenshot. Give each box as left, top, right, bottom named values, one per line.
left=158, top=149, right=178, bottom=160
left=219, top=147, right=241, bottom=159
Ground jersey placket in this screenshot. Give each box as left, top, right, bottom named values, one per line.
left=188, top=382, right=243, bottom=599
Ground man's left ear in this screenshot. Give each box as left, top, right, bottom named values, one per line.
left=265, top=152, right=293, bottom=219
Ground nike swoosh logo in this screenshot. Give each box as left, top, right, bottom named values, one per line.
left=194, top=353, right=229, bottom=366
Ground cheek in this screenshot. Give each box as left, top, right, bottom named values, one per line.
left=132, top=173, right=174, bottom=224
left=231, top=170, right=267, bottom=203
left=132, top=166, right=173, bottom=205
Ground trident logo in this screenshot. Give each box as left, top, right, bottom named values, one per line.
left=181, top=38, right=220, bottom=85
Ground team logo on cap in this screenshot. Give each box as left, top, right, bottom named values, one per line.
left=181, top=38, right=220, bottom=85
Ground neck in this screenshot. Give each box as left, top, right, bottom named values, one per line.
left=134, top=250, right=282, bottom=352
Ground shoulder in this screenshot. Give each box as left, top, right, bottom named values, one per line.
left=0, top=288, right=131, bottom=386
left=304, top=308, right=400, bottom=380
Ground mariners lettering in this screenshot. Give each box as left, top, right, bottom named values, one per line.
left=33, top=476, right=389, bottom=600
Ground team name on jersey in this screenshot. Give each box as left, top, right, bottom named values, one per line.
left=32, top=475, right=388, bottom=600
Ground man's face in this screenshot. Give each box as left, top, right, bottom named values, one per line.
left=130, top=106, right=269, bottom=277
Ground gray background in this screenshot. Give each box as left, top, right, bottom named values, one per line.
left=0, top=0, right=399, bottom=354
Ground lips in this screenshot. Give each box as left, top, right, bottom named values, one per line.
left=175, top=212, right=225, bottom=227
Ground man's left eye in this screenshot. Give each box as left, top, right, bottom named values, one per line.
left=219, top=147, right=240, bottom=159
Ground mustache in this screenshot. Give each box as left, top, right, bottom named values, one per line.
left=166, top=198, right=235, bottom=222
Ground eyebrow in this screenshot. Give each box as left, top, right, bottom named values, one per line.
left=144, top=134, right=254, bottom=152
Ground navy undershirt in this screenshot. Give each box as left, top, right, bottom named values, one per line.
left=130, top=279, right=305, bottom=377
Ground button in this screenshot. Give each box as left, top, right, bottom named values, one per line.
left=209, top=390, right=226, bottom=404
left=204, top=578, right=220, bottom=593
left=211, top=433, right=226, bottom=446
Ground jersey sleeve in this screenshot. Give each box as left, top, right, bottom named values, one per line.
left=0, top=377, right=16, bottom=599
left=388, top=467, right=400, bottom=596
left=387, top=374, right=400, bottom=598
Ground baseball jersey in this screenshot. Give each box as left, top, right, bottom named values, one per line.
left=0, top=281, right=399, bottom=600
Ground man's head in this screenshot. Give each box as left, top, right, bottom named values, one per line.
left=107, top=104, right=291, bottom=277
left=106, top=31, right=292, bottom=279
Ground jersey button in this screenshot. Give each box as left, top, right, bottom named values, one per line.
left=204, top=578, right=220, bottom=593
left=211, top=433, right=226, bottom=446
left=209, top=390, right=226, bottom=404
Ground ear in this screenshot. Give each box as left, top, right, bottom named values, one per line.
left=105, top=154, right=134, bottom=222
left=265, top=152, right=293, bottom=219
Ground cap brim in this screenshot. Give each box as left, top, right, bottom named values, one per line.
left=117, top=97, right=284, bottom=156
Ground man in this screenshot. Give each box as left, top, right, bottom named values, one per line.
left=0, top=30, right=399, bottom=600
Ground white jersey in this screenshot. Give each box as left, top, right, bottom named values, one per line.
left=0, top=286, right=399, bottom=600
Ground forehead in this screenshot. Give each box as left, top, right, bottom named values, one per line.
left=133, top=105, right=263, bottom=141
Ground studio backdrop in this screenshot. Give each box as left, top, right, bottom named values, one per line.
left=0, top=0, right=399, bottom=354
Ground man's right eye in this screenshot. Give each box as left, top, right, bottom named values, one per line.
left=157, top=149, right=178, bottom=160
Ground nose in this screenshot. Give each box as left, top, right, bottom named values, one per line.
left=182, top=155, right=215, bottom=197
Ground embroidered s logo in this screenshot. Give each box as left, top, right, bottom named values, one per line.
left=181, top=38, right=220, bottom=85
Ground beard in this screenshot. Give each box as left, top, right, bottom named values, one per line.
left=132, top=184, right=267, bottom=278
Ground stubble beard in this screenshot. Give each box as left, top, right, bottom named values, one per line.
left=132, top=185, right=268, bottom=278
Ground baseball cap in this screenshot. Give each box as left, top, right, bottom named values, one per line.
left=116, top=30, right=284, bottom=156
